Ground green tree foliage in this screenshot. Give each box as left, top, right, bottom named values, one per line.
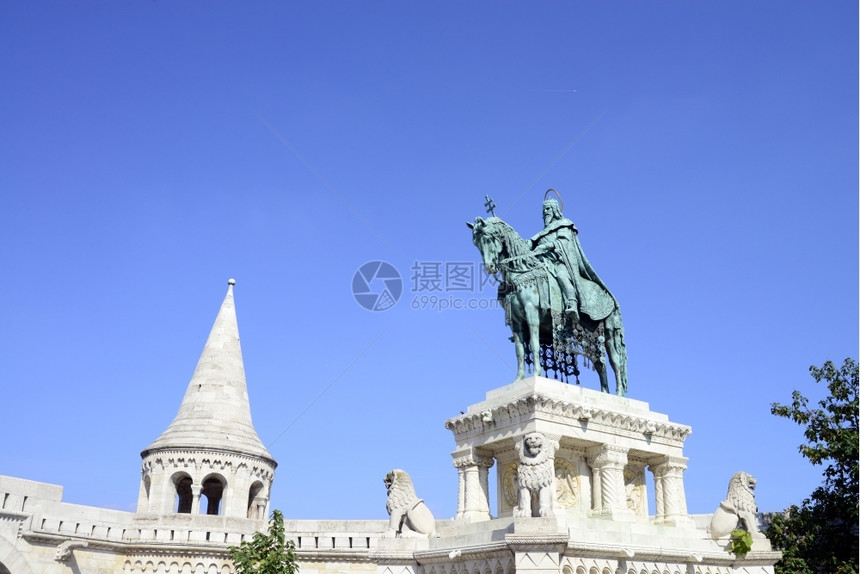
left=766, top=358, right=858, bottom=574
left=229, top=510, right=299, bottom=574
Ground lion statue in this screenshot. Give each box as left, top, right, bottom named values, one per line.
left=709, top=471, right=765, bottom=539
left=383, top=469, right=436, bottom=538
left=513, top=432, right=559, bottom=518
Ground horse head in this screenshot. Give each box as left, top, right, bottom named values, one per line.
left=467, top=216, right=505, bottom=275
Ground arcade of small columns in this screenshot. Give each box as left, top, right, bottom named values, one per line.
left=451, top=446, right=691, bottom=526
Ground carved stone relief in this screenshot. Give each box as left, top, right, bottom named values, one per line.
left=554, top=458, right=579, bottom=509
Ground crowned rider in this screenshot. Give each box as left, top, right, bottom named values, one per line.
left=530, top=194, right=618, bottom=324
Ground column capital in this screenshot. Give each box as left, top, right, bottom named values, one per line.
left=648, top=455, right=688, bottom=477
left=453, top=453, right=495, bottom=469
left=586, top=444, right=628, bottom=468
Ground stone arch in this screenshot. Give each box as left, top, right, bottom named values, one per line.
left=0, top=534, right=37, bottom=574
left=247, top=480, right=266, bottom=519
left=171, top=472, right=194, bottom=513
left=201, top=473, right=226, bottom=516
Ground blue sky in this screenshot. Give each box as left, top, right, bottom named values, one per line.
left=1, top=2, right=856, bottom=521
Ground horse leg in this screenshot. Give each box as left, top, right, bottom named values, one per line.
left=603, top=323, right=628, bottom=396
left=525, top=299, right=542, bottom=378
left=595, top=358, right=610, bottom=393
left=512, top=325, right=527, bottom=381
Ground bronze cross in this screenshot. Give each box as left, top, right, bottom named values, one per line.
left=484, top=195, right=497, bottom=216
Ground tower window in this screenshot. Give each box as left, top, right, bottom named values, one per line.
left=247, top=481, right=266, bottom=519
left=174, top=475, right=193, bottom=513
left=201, top=475, right=225, bottom=515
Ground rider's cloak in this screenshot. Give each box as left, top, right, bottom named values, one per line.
left=531, top=218, right=618, bottom=322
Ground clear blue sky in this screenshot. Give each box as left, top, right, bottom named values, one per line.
left=1, top=2, right=856, bottom=521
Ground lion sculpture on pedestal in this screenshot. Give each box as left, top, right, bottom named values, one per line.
left=383, top=469, right=436, bottom=538
left=513, top=432, right=559, bottom=518
left=709, top=471, right=765, bottom=539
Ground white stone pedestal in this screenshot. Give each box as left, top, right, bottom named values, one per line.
left=445, top=376, right=694, bottom=525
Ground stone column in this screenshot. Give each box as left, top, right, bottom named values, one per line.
left=587, top=445, right=633, bottom=520
left=455, top=464, right=466, bottom=519
left=477, top=455, right=493, bottom=516
left=649, top=456, right=693, bottom=527
left=256, top=497, right=269, bottom=520
left=190, top=484, right=203, bottom=515
left=453, top=453, right=494, bottom=522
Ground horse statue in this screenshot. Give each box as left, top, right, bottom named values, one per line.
left=467, top=204, right=628, bottom=396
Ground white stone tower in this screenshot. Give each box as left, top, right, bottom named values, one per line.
left=137, top=279, right=277, bottom=519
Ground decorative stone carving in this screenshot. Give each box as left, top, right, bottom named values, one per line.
left=504, top=456, right=579, bottom=512
left=709, top=471, right=765, bottom=539
left=554, top=458, right=579, bottom=509
left=513, top=433, right=559, bottom=518
left=624, top=468, right=645, bottom=516
left=383, top=469, right=436, bottom=538
left=502, top=460, right=520, bottom=509
left=55, top=540, right=88, bottom=562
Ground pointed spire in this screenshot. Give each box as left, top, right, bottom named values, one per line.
left=143, top=279, right=273, bottom=462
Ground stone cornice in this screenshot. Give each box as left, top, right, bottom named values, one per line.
left=505, top=533, right=569, bottom=551
left=414, top=541, right=511, bottom=563
left=563, top=542, right=782, bottom=565
left=22, top=530, right=233, bottom=558
left=445, top=394, right=691, bottom=444
left=24, top=529, right=781, bottom=569
left=24, top=530, right=381, bottom=565
left=295, top=550, right=377, bottom=564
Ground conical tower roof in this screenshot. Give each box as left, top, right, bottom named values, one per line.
left=143, top=279, right=274, bottom=463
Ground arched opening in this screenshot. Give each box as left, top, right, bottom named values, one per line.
left=200, top=475, right=225, bottom=515
left=247, top=481, right=265, bottom=519
left=173, top=473, right=193, bottom=513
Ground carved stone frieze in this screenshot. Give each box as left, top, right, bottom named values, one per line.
left=142, top=449, right=274, bottom=481
left=446, top=394, right=691, bottom=445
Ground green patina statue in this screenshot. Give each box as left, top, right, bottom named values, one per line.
left=468, top=190, right=628, bottom=396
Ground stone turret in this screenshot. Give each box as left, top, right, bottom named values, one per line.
left=137, top=279, right=276, bottom=519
